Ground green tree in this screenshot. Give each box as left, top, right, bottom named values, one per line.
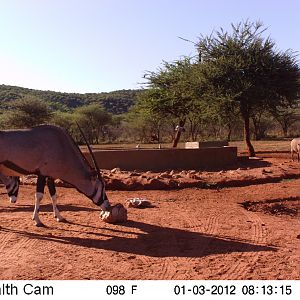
left=197, top=20, right=300, bottom=156
left=2, top=96, right=52, bottom=128
left=270, top=106, right=300, bottom=137
left=126, top=96, right=166, bottom=143
left=250, top=109, right=272, bottom=140
left=142, top=57, right=206, bottom=146
left=74, top=103, right=112, bottom=144
left=51, top=111, right=76, bottom=133
left=105, top=114, right=125, bottom=143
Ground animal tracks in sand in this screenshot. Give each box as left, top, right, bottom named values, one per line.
left=0, top=178, right=299, bottom=280
left=219, top=211, right=268, bottom=280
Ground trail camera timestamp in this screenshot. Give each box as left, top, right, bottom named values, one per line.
left=173, top=284, right=293, bottom=296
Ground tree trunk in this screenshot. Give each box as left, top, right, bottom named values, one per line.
left=227, top=124, right=232, bottom=142
left=172, top=128, right=182, bottom=148
left=244, top=115, right=256, bottom=157
left=252, top=118, right=259, bottom=141
left=156, top=128, right=160, bottom=144
left=282, top=123, right=288, bottom=138
left=172, top=119, right=185, bottom=148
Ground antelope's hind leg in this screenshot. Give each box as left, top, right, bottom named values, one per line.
left=8, top=176, right=20, bottom=203
left=32, top=175, right=47, bottom=226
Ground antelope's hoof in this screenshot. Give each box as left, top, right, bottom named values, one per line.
left=56, top=217, right=66, bottom=223
left=35, top=222, right=46, bottom=227
left=9, top=196, right=17, bottom=204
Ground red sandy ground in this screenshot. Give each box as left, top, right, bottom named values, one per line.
left=0, top=154, right=299, bottom=280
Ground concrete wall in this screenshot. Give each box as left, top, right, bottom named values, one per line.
left=83, top=147, right=237, bottom=171
left=185, top=141, right=229, bottom=148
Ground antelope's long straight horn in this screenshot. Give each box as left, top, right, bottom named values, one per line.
left=76, top=122, right=101, bottom=178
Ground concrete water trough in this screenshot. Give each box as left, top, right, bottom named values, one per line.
left=83, top=146, right=238, bottom=171
left=185, top=141, right=229, bottom=148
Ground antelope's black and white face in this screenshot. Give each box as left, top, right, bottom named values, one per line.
left=90, top=177, right=110, bottom=211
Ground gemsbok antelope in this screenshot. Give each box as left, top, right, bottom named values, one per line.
left=0, top=124, right=110, bottom=226
left=291, top=138, right=300, bottom=162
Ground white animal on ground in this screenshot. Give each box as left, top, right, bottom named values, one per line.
left=0, top=124, right=110, bottom=226
left=290, top=138, right=300, bottom=162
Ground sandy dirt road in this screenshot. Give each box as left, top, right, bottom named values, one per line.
left=0, top=161, right=299, bottom=280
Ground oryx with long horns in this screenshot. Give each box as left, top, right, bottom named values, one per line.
left=0, top=124, right=110, bottom=226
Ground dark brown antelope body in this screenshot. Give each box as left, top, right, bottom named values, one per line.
left=0, top=125, right=108, bottom=207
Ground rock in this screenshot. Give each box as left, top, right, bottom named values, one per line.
left=187, top=171, right=200, bottom=179
left=111, top=167, right=121, bottom=173
left=106, top=178, right=127, bottom=190
left=159, top=172, right=172, bottom=179
left=168, top=179, right=179, bottom=188
left=172, top=174, right=181, bottom=179
left=100, top=203, right=127, bottom=223
left=147, top=178, right=168, bottom=189
left=129, top=172, right=141, bottom=177
left=188, top=170, right=197, bottom=175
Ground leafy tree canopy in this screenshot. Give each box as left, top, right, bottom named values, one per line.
left=74, top=103, right=113, bottom=144
left=143, top=57, right=204, bottom=120
left=1, top=95, right=52, bottom=128
left=196, top=20, right=300, bottom=155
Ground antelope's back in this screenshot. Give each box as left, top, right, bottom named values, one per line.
left=0, top=125, right=68, bottom=154
left=0, top=125, right=82, bottom=177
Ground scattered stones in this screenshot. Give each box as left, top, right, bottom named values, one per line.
left=17, top=157, right=300, bottom=192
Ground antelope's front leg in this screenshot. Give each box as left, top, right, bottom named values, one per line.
left=47, top=177, right=64, bottom=222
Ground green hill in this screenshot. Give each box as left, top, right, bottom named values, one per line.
left=0, top=84, right=140, bottom=114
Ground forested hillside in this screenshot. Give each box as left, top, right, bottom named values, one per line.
left=0, top=84, right=139, bottom=114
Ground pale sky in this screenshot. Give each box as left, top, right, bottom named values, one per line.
left=0, top=0, right=300, bottom=93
